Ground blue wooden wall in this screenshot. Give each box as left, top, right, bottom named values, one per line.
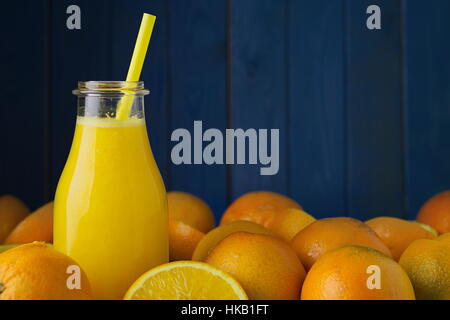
left=1, top=0, right=450, bottom=222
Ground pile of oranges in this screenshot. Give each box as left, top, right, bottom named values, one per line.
left=0, top=196, right=92, bottom=299
left=168, top=190, right=450, bottom=300
left=1, top=190, right=450, bottom=300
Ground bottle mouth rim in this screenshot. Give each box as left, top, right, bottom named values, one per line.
left=73, top=81, right=150, bottom=96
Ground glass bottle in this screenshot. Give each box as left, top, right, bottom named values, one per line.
left=54, top=81, right=168, bottom=300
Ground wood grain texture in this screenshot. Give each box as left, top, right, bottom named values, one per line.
left=289, top=0, right=346, bottom=218
left=230, top=0, right=289, bottom=200
left=168, top=0, right=227, bottom=218
left=0, top=0, right=49, bottom=209
left=346, top=0, right=405, bottom=220
left=2, top=1, right=450, bottom=223
left=404, top=0, right=450, bottom=218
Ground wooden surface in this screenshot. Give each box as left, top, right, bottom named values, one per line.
left=404, top=0, right=450, bottom=219
left=168, top=0, right=228, bottom=216
left=346, top=0, right=404, bottom=220
left=1, top=2, right=49, bottom=208
left=1, top=0, right=449, bottom=222
left=289, top=0, right=346, bottom=218
left=230, top=0, right=289, bottom=200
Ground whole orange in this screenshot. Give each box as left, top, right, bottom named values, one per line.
left=399, top=239, right=450, bottom=300
left=192, top=220, right=272, bottom=261
left=269, top=208, right=315, bottom=241
left=168, top=191, right=215, bottom=233
left=437, top=232, right=450, bottom=245
left=417, top=190, right=450, bottom=234
left=4, top=202, right=53, bottom=244
left=290, top=217, right=391, bottom=270
left=169, top=219, right=204, bottom=261
left=301, top=245, right=415, bottom=300
left=0, top=195, right=29, bottom=243
left=0, top=242, right=93, bottom=300
left=220, top=191, right=301, bottom=230
left=366, top=217, right=436, bottom=260
left=205, top=232, right=305, bottom=300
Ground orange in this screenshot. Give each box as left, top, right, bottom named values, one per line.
left=366, top=217, right=436, bottom=260
left=301, top=245, right=415, bottom=300
left=220, top=191, right=301, bottom=229
left=192, top=220, right=272, bottom=261
left=437, top=232, right=450, bottom=245
left=0, top=245, right=17, bottom=254
left=270, top=208, right=315, bottom=241
left=4, top=202, right=53, bottom=244
left=417, top=190, right=450, bottom=234
left=0, top=195, right=29, bottom=243
left=124, top=261, right=248, bottom=300
left=168, top=191, right=215, bottom=233
left=413, top=221, right=438, bottom=236
left=169, top=219, right=204, bottom=261
left=291, top=217, right=391, bottom=270
left=205, top=232, right=305, bottom=300
left=399, top=239, right=450, bottom=300
left=0, top=242, right=93, bottom=300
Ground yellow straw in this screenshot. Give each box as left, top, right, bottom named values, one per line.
left=116, top=13, right=156, bottom=119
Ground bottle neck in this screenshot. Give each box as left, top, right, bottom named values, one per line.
left=77, top=95, right=146, bottom=119
left=73, top=81, right=149, bottom=119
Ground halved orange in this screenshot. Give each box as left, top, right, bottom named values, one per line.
left=124, top=261, right=248, bottom=300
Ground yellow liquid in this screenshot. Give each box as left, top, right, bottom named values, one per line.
left=54, top=116, right=168, bottom=300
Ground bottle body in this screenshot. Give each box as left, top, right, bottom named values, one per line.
left=54, top=82, right=168, bottom=300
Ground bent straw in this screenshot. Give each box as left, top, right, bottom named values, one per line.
left=116, top=13, right=156, bottom=119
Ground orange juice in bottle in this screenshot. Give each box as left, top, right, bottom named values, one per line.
left=54, top=81, right=168, bottom=300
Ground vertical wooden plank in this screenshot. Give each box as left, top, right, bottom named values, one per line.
left=168, top=0, right=227, bottom=218
left=230, top=0, right=288, bottom=200
left=110, top=0, right=169, bottom=183
left=346, top=0, right=404, bottom=220
left=51, top=1, right=111, bottom=193
left=404, top=0, right=450, bottom=218
left=0, top=1, right=48, bottom=209
left=289, top=1, right=346, bottom=218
